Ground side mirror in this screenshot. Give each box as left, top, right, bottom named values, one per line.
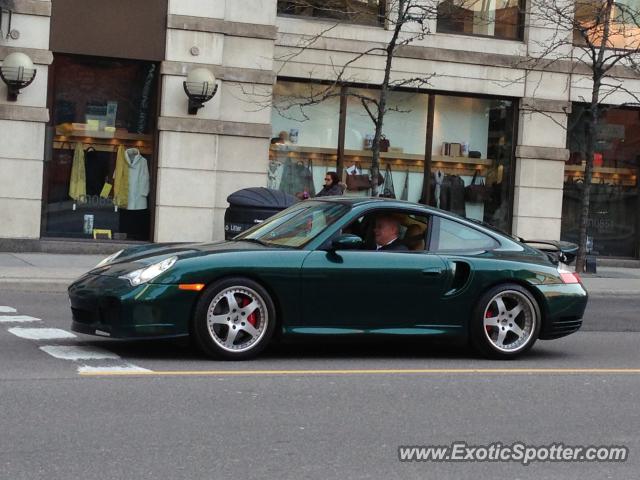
left=331, top=234, right=364, bottom=251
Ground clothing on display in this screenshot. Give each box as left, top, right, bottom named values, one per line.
left=84, top=147, right=112, bottom=196
left=68, top=143, right=86, bottom=201
left=440, top=174, right=466, bottom=216
left=124, top=148, right=150, bottom=210
left=434, top=170, right=444, bottom=208
left=113, top=145, right=129, bottom=208
left=279, top=158, right=315, bottom=198
left=401, top=169, right=409, bottom=201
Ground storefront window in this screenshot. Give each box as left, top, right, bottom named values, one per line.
left=270, top=81, right=340, bottom=199
left=437, top=0, right=524, bottom=41
left=574, top=1, right=640, bottom=49
left=431, top=95, right=515, bottom=233
left=277, top=0, right=385, bottom=26
left=269, top=80, right=516, bottom=233
left=43, top=54, right=158, bottom=241
left=562, top=104, right=640, bottom=257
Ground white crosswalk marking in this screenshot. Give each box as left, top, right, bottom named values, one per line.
left=40, top=345, right=120, bottom=360
left=9, top=328, right=77, bottom=340
left=0, top=306, right=17, bottom=313
left=0, top=315, right=42, bottom=323
left=78, top=365, right=152, bottom=374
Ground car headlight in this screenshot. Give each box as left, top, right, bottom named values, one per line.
left=119, top=256, right=177, bottom=286
left=95, top=249, right=124, bottom=268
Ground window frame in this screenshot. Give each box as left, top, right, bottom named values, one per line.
left=435, top=0, right=526, bottom=42
left=276, top=0, right=387, bottom=28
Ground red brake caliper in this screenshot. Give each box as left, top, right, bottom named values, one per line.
left=239, top=296, right=258, bottom=326
left=485, top=307, right=494, bottom=332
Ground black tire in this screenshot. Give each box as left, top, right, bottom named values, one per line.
left=470, top=283, right=541, bottom=360
left=193, top=277, right=276, bottom=360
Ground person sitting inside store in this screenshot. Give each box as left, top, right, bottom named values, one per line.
left=373, top=214, right=408, bottom=251
left=315, top=171, right=345, bottom=197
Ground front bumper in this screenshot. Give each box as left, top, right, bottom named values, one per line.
left=537, top=283, right=589, bottom=340
left=68, top=273, right=199, bottom=339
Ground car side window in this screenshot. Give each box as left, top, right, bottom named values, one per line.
left=341, top=211, right=429, bottom=252
left=429, top=216, right=498, bottom=252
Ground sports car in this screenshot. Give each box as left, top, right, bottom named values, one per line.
left=69, top=197, right=588, bottom=360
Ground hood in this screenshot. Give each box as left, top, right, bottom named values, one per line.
left=125, top=148, right=143, bottom=167
left=91, top=239, right=277, bottom=277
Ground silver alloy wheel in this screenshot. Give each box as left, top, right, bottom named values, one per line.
left=482, top=290, right=537, bottom=353
left=206, top=286, right=269, bottom=353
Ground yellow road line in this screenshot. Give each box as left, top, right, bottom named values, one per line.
left=79, top=368, right=640, bottom=377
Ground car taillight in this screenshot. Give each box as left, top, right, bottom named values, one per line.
left=558, top=268, right=581, bottom=284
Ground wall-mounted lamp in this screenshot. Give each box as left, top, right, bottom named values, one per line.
left=183, top=67, right=218, bottom=115
left=0, top=52, right=36, bottom=101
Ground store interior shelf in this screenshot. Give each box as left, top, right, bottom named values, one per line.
left=53, top=127, right=153, bottom=155
left=564, top=165, right=637, bottom=176
left=270, top=146, right=494, bottom=174
left=55, top=126, right=153, bottom=143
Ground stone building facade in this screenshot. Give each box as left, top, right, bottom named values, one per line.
left=1, top=1, right=639, bottom=258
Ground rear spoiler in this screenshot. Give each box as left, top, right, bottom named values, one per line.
left=521, top=239, right=578, bottom=265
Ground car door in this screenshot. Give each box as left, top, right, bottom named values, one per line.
left=296, top=210, right=449, bottom=334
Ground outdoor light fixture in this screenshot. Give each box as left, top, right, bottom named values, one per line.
left=0, top=52, right=36, bottom=101
left=183, top=67, right=218, bottom=114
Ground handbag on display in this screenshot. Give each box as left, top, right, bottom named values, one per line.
left=379, top=135, right=390, bottom=152
left=464, top=170, right=490, bottom=203
left=381, top=164, right=396, bottom=198
left=346, top=173, right=371, bottom=190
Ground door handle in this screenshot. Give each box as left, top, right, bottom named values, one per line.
left=422, top=267, right=443, bottom=276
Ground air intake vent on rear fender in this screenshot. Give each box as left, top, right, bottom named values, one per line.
left=449, top=261, right=471, bottom=292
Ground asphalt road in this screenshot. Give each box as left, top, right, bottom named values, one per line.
left=1, top=289, right=639, bottom=480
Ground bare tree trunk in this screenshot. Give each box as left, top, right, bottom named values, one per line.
left=575, top=0, right=613, bottom=272
left=576, top=102, right=596, bottom=272
left=370, top=0, right=406, bottom=196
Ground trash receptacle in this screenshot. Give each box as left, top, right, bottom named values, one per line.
left=224, top=187, right=297, bottom=239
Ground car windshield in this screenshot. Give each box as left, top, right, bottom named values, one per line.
left=236, top=201, right=349, bottom=248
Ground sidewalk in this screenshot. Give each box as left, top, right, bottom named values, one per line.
left=1, top=252, right=640, bottom=295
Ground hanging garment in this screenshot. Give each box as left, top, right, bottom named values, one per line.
left=434, top=170, right=444, bottom=208
left=441, top=175, right=465, bottom=216
left=401, top=169, right=409, bottom=201
left=279, top=158, right=315, bottom=198
left=125, top=148, right=150, bottom=210
left=68, top=142, right=86, bottom=202
left=84, top=147, right=111, bottom=196
left=113, top=145, right=129, bottom=208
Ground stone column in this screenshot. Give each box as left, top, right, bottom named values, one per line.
left=0, top=1, right=52, bottom=241
left=155, top=0, right=277, bottom=242
left=512, top=98, right=571, bottom=240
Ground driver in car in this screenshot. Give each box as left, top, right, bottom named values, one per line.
left=373, top=214, right=408, bottom=251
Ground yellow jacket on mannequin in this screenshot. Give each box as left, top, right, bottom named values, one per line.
left=113, top=145, right=129, bottom=208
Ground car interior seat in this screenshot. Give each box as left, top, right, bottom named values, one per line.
left=404, top=223, right=426, bottom=251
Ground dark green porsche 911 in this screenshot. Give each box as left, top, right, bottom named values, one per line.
left=69, top=198, right=588, bottom=360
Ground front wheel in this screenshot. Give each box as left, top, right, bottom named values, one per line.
left=193, top=278, right=276, bottom=360
left=470, top=284, right=541, bottom=359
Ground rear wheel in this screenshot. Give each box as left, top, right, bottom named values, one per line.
left=193, top=278, right=276, bottom=360
left=470, top=283, right=541, bottom=359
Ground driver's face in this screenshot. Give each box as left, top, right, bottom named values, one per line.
left=374, top=218, right=397, bottom=246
